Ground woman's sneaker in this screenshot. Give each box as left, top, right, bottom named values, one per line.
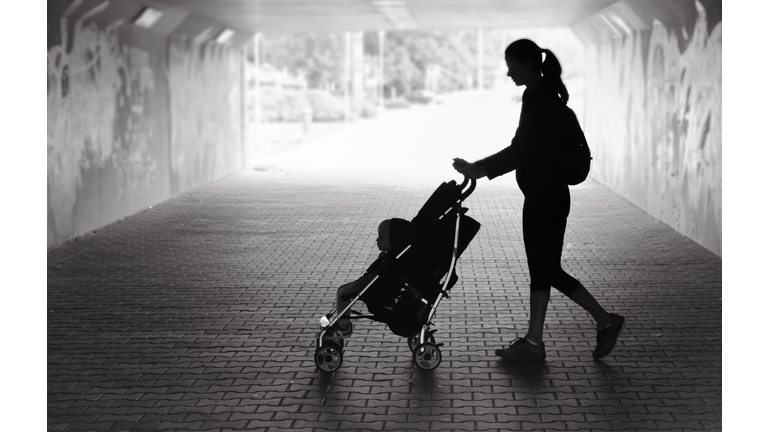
left=593, top=314, right=625, bottom=359
left=495, top=337, right=546, bottom=363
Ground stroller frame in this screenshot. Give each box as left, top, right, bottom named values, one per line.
left=314, top=177, right=478, bottom=372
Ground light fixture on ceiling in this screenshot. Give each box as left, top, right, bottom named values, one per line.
left=80, top=0, right=110, bottom=21
left=371, top=0, right=416, bottom=29
left=215, top=28, right=235, bottom=44
left=62, top=0, right=84, bottom=18
left=132, top=6, right=164, bottom=28
left=193, top=27, right=214, bottom=44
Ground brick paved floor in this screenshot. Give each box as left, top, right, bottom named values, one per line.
left=48, top=168, right=722, bottom=432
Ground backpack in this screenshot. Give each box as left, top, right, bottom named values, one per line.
left=558, top=105, right=592, bottom=186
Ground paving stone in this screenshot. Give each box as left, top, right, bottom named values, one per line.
left=48, top=170, right=722, bottom=432
left=63, top=421, right=117, bottom=431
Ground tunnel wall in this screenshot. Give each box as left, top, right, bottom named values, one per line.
left=47, top=15, right=244, bottom=248
left=573, top=0, right=722, bottom=257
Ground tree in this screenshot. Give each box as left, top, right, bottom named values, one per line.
left=364, top=29, right=509, bottom=96
left=261, top=33, right=346, bottom=91
left=261, top=28, right=526, bottom=97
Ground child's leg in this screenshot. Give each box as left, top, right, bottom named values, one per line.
left=336, top=282, right=360, bottom=327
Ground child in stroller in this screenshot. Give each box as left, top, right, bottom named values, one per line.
left=332, top=218, right=419, bottom=339
left=314, top=177, right=481, bottom=372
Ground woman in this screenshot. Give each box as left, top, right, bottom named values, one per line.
left=453, top=39, right=624, bottom=363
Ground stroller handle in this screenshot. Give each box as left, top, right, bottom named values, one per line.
left=459, top=176, right=477, bottom=201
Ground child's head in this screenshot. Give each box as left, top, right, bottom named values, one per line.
left=376, top=218, right=414, bottom=252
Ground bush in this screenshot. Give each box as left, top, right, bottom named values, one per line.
left=259, top=89, right=379, bottom=123
left=383, top=98, right=410, bottom=110
left=353, top=99, right=379, bottom=119
left=404, top=90, right=437, bottom=105
left=306, top=90, right=345, bottom=122
left=259, top=89, right=309, bottom=122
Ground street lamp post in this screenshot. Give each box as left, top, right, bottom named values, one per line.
left=344, top=31, right=351, bottom=122
left=378, top=30, right=385, bottom=108
left=477, top=28, right=484, bottom=90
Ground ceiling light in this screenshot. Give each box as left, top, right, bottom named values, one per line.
left=80, top=1, right=110, bottom=21
left=133, top=6, right=163, bottom=28
left=193, top=27, right=214, bottom=44
left=62, top=0, right=84, bottom=18
left=215, top=28, right=235, bottom=44
left=371, top=0, right=416, bottom=29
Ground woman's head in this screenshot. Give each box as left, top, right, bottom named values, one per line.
left=504, top=38, right=569, bottom=104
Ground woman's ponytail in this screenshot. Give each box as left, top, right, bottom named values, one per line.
left=541, top=48, right=569, bottom=104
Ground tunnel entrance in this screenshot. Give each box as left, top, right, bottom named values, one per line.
left=249, top=27, right=585, bottom=175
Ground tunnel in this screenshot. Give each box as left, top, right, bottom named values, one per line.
left=46, top=1, right=725, bottom=431
left=47, top=0, right=721, bottom=256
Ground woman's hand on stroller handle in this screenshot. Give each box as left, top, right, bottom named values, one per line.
left=452, top=158, right=469, bottom=169
left=452, top=158, right=486, bottom=180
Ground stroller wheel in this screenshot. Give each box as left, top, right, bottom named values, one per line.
left=408, top=333, right=436, bottom=352
left=315, top=342, right=343, bottom=372
left=413, top=342, right=442, bottom=371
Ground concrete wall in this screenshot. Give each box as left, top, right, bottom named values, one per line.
left=47, top=15, right=244, bottom=248
left=168, top=40, right=243, bottom=194
left=574, top=0, right=722, bottom=256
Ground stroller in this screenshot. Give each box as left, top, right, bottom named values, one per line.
left=314, top=177, right=481, bottom=372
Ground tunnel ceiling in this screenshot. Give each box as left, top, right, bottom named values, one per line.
left=147, top=0, right=620, bottom=33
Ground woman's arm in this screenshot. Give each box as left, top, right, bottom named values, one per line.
left=477, top=135, right=522, bottom=179
left=453, top=134, right=522, bottom=180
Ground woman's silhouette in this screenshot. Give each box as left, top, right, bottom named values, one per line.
left=453, top=39, right=624, bottom=363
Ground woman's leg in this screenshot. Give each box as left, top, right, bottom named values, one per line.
left=495, top=198, right=549, bottom=361
left=521, top=197, right=554, bottom=344
left=517, top=188, right=625, bottom=359
left=538, top=188, right=612, bottom=328
left=525, top=290, right=550, bottom=344
left=566, top=285, right=611, bottom=328
left=524, top=187, right=602, bottom=341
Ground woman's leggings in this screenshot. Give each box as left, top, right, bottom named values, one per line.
left=522, top=186, right=580, bottom=296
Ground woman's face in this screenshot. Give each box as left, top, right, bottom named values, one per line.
left=505, top=56, right=536, bottom=87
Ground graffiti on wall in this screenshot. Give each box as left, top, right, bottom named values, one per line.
left=584, top=1, right=721, bottom=256
left=47, top=17, right=157, bottom=244
left=47, top=11, right=246, bottom=249
left=168, top=40, right=242, bottom=193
